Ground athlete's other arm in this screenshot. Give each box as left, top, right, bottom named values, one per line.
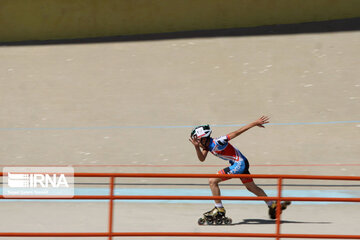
left=189, top=137, right=208, bottom=162
left=227, top=116, right=270, bottom=140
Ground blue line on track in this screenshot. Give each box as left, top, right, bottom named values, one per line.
left=1, top=188, right=359, bottom=204
left=0, top=120, right=359, bottom=131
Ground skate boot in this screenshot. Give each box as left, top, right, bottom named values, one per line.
left=198, top=207, right=232, bottom=225
left=268, top=201, right=291, bottom=219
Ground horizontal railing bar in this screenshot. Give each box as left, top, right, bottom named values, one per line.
left=106, top=196, right=360, bottom=202
left=0, top=195, right=110, bottom=200
left=111, top=232, right=360, bottom=239
left=281, top=197, right=360, bottom=202
left=72, top=173, right=360, bottom=181
left=2, top=172, right=359, bottom=180
left=0, top=232, right=359, bottom=238
left=280, top=233, right=360, bottom=239
left=70, top=182, right=360, bottom=187
left=0, top=196, right=279, bottom=200
left=1, top=195, right=360, bottom=202
left=0, top=232, right=108, bottom=237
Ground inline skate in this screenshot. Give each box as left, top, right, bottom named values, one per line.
left=268, top=201, right=291, bottom=219
left=198, top=207, right=232, bottom=225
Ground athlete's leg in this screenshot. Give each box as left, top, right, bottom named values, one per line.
left=243, top=180, right=272, bottom=205
left=239, top=160, right=273, bottom=207
left=208, top=177, right=224, bottom=205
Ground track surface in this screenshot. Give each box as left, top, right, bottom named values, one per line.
left=0, top=26, right=359, bottom=239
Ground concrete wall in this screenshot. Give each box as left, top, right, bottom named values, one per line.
left=1, top=0, right=360, bottom=42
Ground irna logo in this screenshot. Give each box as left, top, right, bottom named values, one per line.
left=3, top=167, right=74, bottom=198
left=7, top=172, right=69, bottom=188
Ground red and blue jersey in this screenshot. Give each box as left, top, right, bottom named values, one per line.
left=208, top=135, right=247, bottom=163
left=209, top=135, right=253, bottom=183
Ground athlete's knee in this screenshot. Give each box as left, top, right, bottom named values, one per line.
left=208, top=178, right=220, bottom=187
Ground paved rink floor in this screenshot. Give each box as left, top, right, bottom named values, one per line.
left=0, top=20, right=360, bottom=239
left=0, top=201, right=359, bottom=240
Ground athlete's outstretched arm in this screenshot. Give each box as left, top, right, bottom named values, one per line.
left=189, top=137, right=208, bottom=162
left=227, top=116, right=270, bottom=140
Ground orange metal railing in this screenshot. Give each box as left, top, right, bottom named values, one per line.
left=1, top=172, right=360, bottom=239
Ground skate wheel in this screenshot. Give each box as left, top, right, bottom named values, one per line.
left=215, top=217, right=223, bottom=225
left=281, top=201, right=291, bottom=210
left=198, top=218, right=205, bottom=225
left=224, top=218, right=232, bottom=225
left=206, top=218, right=214, bottom=225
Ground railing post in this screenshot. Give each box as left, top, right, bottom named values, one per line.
left=276, top=177, right=283, bottom=240
left=108, top=177, right=115, bottom=240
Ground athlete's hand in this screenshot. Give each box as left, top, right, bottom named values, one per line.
left=255, top=116, right=270, bottom=128
left=189, top=136, right=200, bottom=147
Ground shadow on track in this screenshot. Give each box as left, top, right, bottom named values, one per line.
left=231, top=218, right=331, bottom=226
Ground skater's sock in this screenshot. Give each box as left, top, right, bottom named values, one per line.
left=267, top=201, right=274, bottom=207
left=215, top=203, right=224, bottom=208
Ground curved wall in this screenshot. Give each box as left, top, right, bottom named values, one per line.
left=1, top=0, right=360, bottom=42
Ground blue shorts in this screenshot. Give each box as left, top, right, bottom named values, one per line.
left=217, top=158, right=253, bottom=183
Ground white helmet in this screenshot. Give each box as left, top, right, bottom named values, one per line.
left=190, top=125, right=212, bottom=139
